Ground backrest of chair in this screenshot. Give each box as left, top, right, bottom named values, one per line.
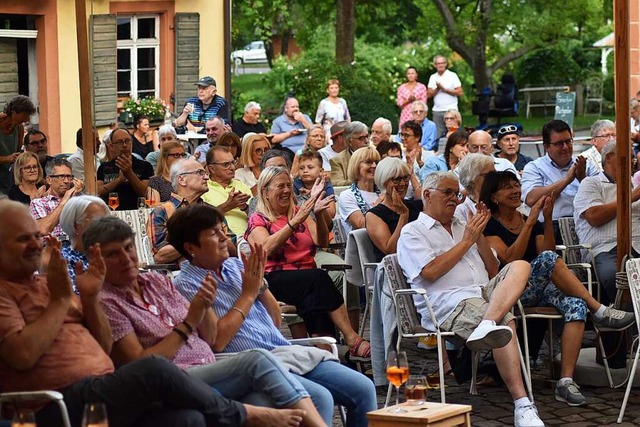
left=625, top=258, right=640, bottom=325
left=351, top=229, right=377, bottom=266
left=332, top=217, right=347, bottom=244
left=558, top=217, right=582, bottom=264
left=111, top=209, right=152, bottom=267
left=382, top=254, right=422, bottom=336
left=586, top=76, right=603, bottom=99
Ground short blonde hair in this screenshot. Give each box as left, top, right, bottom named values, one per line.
left=255, top=166, right=294, bottom=222
left=347, top=146, right=381, bottom=182
left=374, top=157, right=411, bottom=189
left=240, top=134, right=271, bottom=168
left=13, top=152, right=43, bottom=184
left=326, top=79, right=340, bottom=89
left=155, top=141, right=185, bottom=176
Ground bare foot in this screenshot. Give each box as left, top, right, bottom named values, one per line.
left=244, top=405, right=306, bottom=427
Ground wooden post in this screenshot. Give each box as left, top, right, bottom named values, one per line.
left=614, top=0, right=631, bottom=269
left=75, top=0, right=97, bottom=194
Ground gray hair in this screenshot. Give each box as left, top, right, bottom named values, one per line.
left=590, top=119, right=615, bottom=138
left=632, top=99, right=639, bottom=110
left=601, top=140, right=617, bottom=168
left=244, top=101, right=261, bottom=113
left=45, top=158, right=72, bottom=177
left=372, top=117, right=392, bottom=135
left=82, top=216, right=135, bottom=255
left=343, top=121, right=368, bottom=146
left=158, top=124, right=177, bottom=139
left=421, top=171, right=458, bottom=205
left=411, top=100, right=428, bottom=112
left=457, top=153, right=495, bottom=193
left=169, top=158, right=193, bottom=191
left=59, top=195, right=110, bottom=244
left=374, top=157, right=411, bottom=189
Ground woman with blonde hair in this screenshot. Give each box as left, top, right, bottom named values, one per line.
left=147, top=140, right=187, bottom=202
left=7, top=151, right=45, bottom=204
left=338, top=146, right=382, bottom=234
left=235, top=134, right=270, bottom=195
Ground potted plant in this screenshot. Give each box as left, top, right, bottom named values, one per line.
left=119, top=96, right=171, bottom=125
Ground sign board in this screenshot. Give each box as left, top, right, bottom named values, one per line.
left=555, top=92, right=576, bottom=129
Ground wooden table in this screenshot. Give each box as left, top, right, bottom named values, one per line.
left=367, top=402, right=472, bottom=427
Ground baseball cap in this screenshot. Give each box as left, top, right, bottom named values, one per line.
left=497, top=124, right=519, bottom=139
left=330, top=121, right=348, bottom=139
left=196, top=76, right=216, bottom=87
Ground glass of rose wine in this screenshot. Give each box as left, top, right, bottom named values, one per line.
left=11, top=411, right=36, bottom=427
left=386, top=350, right=409, bottom=412
left=108, top=193, right=119, bottom=211
left=145, top=189, right=156, bottom=208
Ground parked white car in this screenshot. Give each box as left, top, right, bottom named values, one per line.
left=231, top=41, right=267, bottom=65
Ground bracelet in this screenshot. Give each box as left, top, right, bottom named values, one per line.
left=181, top=321, right=194, bottom=334
left=173, top=327, right=189, bottom=342
left=231, top=306, right=246, bottom=321
left=286, top=221, right=296, bottom=232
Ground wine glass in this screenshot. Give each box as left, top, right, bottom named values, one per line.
left=145, top=188, right=156, bottom=208
left=81, top=402, right=109, bottom=427
left=405, top=375, right=428, bottom=405
left=11, top=411, right=36, bottom=427
left=137, top=197, right=147, bottom=210
left=386, top=350, right=409, bottom=412
left=108, top=193, right=119, bottom=211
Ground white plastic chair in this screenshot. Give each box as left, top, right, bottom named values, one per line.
left=346, top=229, right=379, bottom=337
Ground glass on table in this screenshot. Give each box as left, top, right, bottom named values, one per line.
left=108, top=193, right=119, bottom=211
left=386, top=350, right=409, bottom=412
left=81, top=402, right=109, bottom=427
left=137, top=197, right=147, bottom=210
left=405, top=375, right=428, bottom=405
left=11, top=411, right=36, bottom=427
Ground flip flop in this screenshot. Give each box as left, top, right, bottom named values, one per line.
left=348, top=337, right=371, bottom=361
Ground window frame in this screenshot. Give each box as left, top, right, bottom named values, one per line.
left=116, top=14, right=160, bottom=99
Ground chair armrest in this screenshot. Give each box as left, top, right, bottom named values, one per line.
left=394, top=288, right=426, bottom=296
left=289, top=337, right=337, bottom=346
left=320, top=264, right=352, bottom=271
left=0, top=390, right=63, bottom=403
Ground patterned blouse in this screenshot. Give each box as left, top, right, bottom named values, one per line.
left=396, top=82, right=427, bottom=128
left=245, top=207, right=316, bottom=272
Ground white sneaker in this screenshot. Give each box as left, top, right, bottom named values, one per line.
left=466, top=320, right=512, bottom=351
left=514, top=403, right=545, bottom=427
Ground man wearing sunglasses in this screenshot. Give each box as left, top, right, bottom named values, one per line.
left=495, top=124, right=533, bottom=173
left=30, top=158, right=83, bottom=243
left=521, top=119, right=599, bottom=244
left=202, top=146, right=252, bottom=236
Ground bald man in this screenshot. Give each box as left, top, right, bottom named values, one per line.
left=467, top=130, right=519, bottom=178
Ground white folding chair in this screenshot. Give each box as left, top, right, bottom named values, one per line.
left=0, top=390, right=71, bottom=427
left=346, top=229, right=379, bottom=337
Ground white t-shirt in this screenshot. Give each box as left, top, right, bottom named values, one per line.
left=338, top=187, right=379, bottom=235
left=318, top=145, right=340, bottom=171
left=234, top=167, right=258, bottom=190
left=427, top=69, right=462, bottom=112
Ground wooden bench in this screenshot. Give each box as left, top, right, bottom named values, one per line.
left=367, top=402, right=472, bottom=427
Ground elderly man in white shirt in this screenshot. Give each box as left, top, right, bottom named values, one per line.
left=574, top=141, right=640, bottom=305
left=397, top=171, right=543, bottom=427
left=580, top=119, right=616, bottom=172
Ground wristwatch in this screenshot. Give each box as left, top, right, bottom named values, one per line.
left=258, top=278, right=269, bottom=295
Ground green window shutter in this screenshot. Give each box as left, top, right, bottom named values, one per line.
left=0, top=39, right=19, bottom=107
left=91, top=14, right=117, bottom=127
left=174, top=13, right=200, bottom=111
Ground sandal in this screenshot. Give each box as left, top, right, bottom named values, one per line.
left=348, top=337, right=372, bottom=361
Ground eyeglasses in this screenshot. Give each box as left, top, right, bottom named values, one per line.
left=548, top=138, right=573, bottom=148
left=26, top=138, right=47, bottom=146
left=49, top=174, right=74, bottom=181
left=399, top=133, right=415, bottom=139
left=167, top=153, right=187, bottom=159
left=593, top=133, right=616, bottom=140
left=209, top=159, right=237, bottom=169
left=310, top=134, right=325, bottom=139
left=412, top=110, right=426, bottom=114
left=497, top=125, right=518, bottom=137
left=111, top=138, right=132, bottom=146
left=254, top=147, right=267, bottom=155
left=444, top=116, right=456, bottom=121
left=428, top=187, right=464, bottom=200
left=179, top=169, right=209, bottom=177
left=390, top=175, right=411, bottom=184
left=21, top=165, right=38, bottom=172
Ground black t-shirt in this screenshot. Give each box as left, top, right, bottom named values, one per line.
left=483, top=215, right=544, bottom=264
left=132, top=134, right=154, bottom=159
left=366, top=199, right=423, bottom=262
left=7, top=185, right=32, bottom=205
left=232, top=118, right=267, bottom=138
left=97, top=157, right=153, bottom=210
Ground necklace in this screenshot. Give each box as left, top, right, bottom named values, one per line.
left=495, top=213, right=523, bottom=232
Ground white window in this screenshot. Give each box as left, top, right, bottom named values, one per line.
left=117, top=15, right=159, bottom=99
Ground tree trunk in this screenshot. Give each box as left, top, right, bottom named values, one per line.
left=336, top=0, right=355, bottom=65
left=281, top=30, right=292, bottom=57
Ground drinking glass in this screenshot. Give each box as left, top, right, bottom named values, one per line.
left=81, top=402, right=109, bottom=427
left=108, top=193, right=119, bottom=211
left=405, top=375, right=428, bottom=405
left=145, top=189, right=156, bottom=208
left=137, top=197, right=147, bottom=210
left=11, top=411, right=36, bottom=427
left=386, top=350, right=409, bottom=412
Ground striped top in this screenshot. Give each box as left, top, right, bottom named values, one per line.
left=174, top=258, right=290, bottom=353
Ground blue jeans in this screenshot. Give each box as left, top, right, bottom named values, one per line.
left=186, top=349, right=309, bottom=408
left=295, top=360, right=377, bottom=427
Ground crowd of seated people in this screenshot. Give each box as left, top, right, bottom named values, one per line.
left=3, top=83, right=639, bottom=427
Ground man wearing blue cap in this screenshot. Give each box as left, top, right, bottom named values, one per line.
left=175, top=76, right=229, bottom=132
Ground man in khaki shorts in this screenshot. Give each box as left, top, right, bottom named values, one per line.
left=397, top=171, right=544, bottom=427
